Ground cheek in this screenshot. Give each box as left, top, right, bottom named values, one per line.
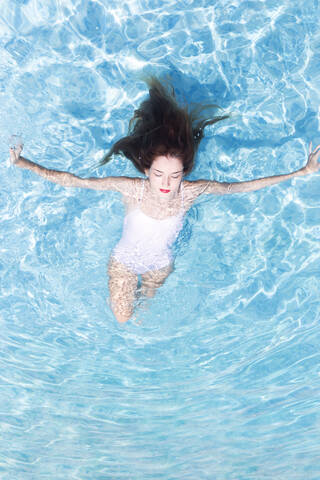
left=149, top=176, right=161, bottom=188
left=172, top=178, right=182, bottom=190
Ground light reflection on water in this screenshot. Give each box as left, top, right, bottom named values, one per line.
left=1, top=0, right=320, bottom=478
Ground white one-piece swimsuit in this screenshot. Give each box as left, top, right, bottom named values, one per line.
left=112, top=180, right=185, bottom=274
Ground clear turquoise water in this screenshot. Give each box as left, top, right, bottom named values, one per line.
left=1, top=0, right=320, bottom=478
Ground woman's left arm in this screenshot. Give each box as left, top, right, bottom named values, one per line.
left=199, top=143, right=320, bottom=195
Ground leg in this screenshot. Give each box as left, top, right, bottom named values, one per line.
left=108, top=257, right=138, bottom=323
left=140, top=263, right=173, bottom=298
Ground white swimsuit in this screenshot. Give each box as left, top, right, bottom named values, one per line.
left=112, top=180, right=185, bottom=274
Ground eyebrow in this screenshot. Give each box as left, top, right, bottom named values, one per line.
left=153, top=168, right=183, bottom=174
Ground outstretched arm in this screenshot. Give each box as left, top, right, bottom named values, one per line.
left=9, top=145, right=134, bottom=193
left=194, top=143, right=320, bottom=195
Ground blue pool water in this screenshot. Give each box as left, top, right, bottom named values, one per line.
left=1, top=0, right=320, bottom=478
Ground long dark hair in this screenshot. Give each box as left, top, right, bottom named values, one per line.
left=100, top=76, right=229, bottom=174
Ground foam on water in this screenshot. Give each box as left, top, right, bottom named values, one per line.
left=1, top=0, right=320, bottom=478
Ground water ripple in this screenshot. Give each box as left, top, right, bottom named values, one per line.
left=1, top=0, right=320, bottom=478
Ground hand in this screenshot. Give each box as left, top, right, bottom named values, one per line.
left=9, top=143, right=23, bottom=165
left=304, top=142, right=320, bottom=174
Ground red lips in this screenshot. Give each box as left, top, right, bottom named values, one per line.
left=160, top=189, right=170, bottom=193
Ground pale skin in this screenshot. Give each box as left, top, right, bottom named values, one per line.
left=10, top=143, right=320, bottom=323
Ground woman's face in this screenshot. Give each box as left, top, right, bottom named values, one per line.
left=145, top=155, right=184, bottom=201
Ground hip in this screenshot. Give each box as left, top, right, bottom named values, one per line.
left=111, top=244, right=173, bottom=275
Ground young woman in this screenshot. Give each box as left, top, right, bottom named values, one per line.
left=10, top=77, right=320, bottom=323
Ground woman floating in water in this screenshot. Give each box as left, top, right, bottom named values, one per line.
left=10, top=77, right=320, bottom=323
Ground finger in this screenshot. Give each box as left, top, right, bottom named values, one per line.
left=9, top=152, right=16, bottom=163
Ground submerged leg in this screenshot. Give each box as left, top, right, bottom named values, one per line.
left=140, top=263, right=173, bottom=298
left=108, top=258, right=138, bottom=323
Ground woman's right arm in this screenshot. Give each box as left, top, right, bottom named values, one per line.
left=10, top=146, right=135, bottom=194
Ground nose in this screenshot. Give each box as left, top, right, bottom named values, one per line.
left=162, top=176, right=170, bottom=187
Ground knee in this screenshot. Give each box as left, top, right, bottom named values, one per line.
left=111, top=304, right=132, bottom=323
left=115, top=312, right=131, bottom=323
left=140, top=277, right=163, bottom=297
left=141, top=285, right=156, bottom=298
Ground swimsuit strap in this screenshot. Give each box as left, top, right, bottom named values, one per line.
left=180, top=181, right=184, bottom=211
left=139, top=178, right=145, bottom=202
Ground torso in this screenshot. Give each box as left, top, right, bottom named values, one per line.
left=112, top=179, right=188, bottom=274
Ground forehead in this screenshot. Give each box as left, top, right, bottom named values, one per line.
left=151, top=155, right=183, bottom=173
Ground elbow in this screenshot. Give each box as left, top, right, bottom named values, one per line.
left=62, top=172, right=82, bottom=187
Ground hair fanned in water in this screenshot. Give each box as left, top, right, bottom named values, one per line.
left=100, top=76, right=229, bottom=174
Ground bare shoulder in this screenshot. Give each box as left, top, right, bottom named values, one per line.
left=183, top=179, right=228, bottom=198
left=183, top=179, right=211, bottom=201
left=121, top=177, right=143, bottom=200
left=86, top=176, right=139, bottom=195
